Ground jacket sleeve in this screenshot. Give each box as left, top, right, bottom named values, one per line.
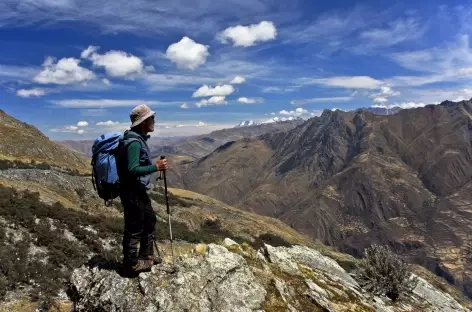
left=127, top=142, right=158, bottom=176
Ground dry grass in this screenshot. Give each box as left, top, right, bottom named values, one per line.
left=0, top=178, right=77, bottom=209
left=169, top=188, right=316, bottom=248
left=0, top=299, right=72, bottom=312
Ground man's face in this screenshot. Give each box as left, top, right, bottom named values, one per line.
left=143, top=115, right=155, bottom=132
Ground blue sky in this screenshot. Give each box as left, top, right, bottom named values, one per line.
left=1, top=0, right=472, bottom=139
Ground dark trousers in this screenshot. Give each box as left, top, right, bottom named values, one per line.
left=120, top=189, right=156, bottom=266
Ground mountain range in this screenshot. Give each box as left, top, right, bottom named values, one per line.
left=178, top=99, right=472, bottom=298
left=59, top=118, right=304, bottom=159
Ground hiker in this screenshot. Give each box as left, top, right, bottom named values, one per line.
left=117, top=104, right=168, bottom=273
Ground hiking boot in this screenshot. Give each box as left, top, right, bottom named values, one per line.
left=141, top=254, right=162, bottom=265
left=127, top=259, right=153, bottom=273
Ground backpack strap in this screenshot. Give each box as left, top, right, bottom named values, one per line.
left=90, top=158, right=97, bottom=191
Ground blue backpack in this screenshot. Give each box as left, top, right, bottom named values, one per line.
left=91, top=132, right=123, bottom=206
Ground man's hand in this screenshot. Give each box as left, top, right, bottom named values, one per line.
left=156, top=158, right=169, bottom=171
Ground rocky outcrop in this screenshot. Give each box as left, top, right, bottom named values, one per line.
left=69, top=241, right=469, bottom=312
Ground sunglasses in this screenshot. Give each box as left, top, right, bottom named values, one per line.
left=147, top=115, right=155, bottom=121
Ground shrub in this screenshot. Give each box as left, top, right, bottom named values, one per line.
left=356, top=244, right=417, bottom=301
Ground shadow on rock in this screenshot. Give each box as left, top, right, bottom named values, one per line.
left=86, top=255, right=140, bottom=278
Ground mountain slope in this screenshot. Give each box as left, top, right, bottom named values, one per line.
left=181, top=99, right=472, bottom=298
left=0, top=109, right=90, bottom=173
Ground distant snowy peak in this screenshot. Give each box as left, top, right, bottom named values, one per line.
left=235, top=117, right=304, bottom=127
left=237, top=120, right=258, bottom=127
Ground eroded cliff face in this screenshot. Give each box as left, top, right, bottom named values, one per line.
left=69, top=241, right=469, bottom=312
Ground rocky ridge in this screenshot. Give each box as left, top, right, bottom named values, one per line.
left=69, top=240, right=468, bottom=312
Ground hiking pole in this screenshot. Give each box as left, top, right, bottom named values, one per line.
left=158, top=156, right=175, bottom=268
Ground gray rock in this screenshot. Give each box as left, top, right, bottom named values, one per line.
left=70, top=244, right=266, bottom=312
left=69, top=243, right=469, bottom=312
left=412, top=275, right=468, bottom=312
left=223, top=238, right=238, bottom=248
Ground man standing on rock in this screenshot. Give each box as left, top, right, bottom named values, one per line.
left=117, top=104, right=168, bottom=274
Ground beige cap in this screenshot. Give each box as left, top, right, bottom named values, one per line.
left=130, top=104, right=155, bottom=128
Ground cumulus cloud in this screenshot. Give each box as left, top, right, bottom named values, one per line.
left=367, top=85, right=400, bottom=104
left=51, top=125, right=85, bottom=135
left=96, top=120, right=121, bottom=126
left=82, top=46, right=145, bottom=77
left=379, top=86, right=400, bottom=97
left=230, top=75, right=246, bottom=84
left=196, top=121, right=207, bottom=127
left=16, top=88, right=46, bottom=98
left=180, top=103, right=189, bottom=109
left=81, top=45, right=99, bottom=59
left=33, top=57, right=95, bottom=85
left=192, top=84, right=234, bottom=97
left=373, top=97, right=388, bottom=103
left=219, top=21, right=277, bottom=47
left=196, top=96, right=227, bottom=108
left=279, top=108, right=308, bottom=117
left=77, top=121, right=89, bottom=127
left=102, top=78, right=111, bottom=85
left=238, top=97, right=263, bottom=104
left=165, top=37, right=209, bottom=70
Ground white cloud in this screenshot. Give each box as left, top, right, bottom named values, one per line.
left=290, top=96, right=352, bottom=105
left=96, top=120, right=121, bottom=126
left=279, top=108, right=308, bottom=117
left=192, top=84, right=234, bottom=97
left=379, top=86, right=400, bottom=97
left=16, top=88, right=46, bottom=98
left=83, top=46, right=145, bottom=77
left=238, top=97, right=262, bottom=104
left=230, top=75, right=246, bottom=84
left=33, top=57, right=95, bottom=85
left=373, top=102, right=426, bottom=109
left=299, top=76, right=383, bottom=89
left=51, top=124, right=86, bottom=134
left=180, top=103, right=189, bottom=109
left=165, top=37, right=209, bottom=70
left=196, top=121, right=207, bottom=127
left=373, top=97, right=388, bottom=103
left=270, top=112, right=276, bottom=115
left=219, top=21, right=277, bottom=47
left=52, top=99, right=175, bottom=108
left=77, top=121, right=89, bottom=127
left=102, top=78, right=111, bottom=85
left=81, top=45, right=99, bottom=59
left=196, top=96, right=227, bottom=108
